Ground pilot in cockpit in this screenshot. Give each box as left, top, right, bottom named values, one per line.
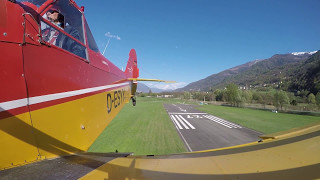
left=42, top=7, right=85, bottom=58
left=46, top=8, right=64, bottom=28
left=42, top=8, right=64, bottom=45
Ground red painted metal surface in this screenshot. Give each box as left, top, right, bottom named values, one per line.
left=0, top=0, right=24, bottom=43
left=0, top=0, right=139, bottom=171
left=0, top=42, right=30, bottom=119
left=125, top=49, right=139, bottom=79
left=0, top=0, right=138, bottom=117
left=0, top=43, right=26, bottom=102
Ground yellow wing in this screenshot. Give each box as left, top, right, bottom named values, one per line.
left=127, top=78, right=176, bottom=83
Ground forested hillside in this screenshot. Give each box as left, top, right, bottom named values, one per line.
left=288, top=51, right=320, bottom=95
left=176, top=51, right=318, bottom=93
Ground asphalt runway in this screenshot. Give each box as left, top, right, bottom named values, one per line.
left=164, top=104, right=262, bottom=152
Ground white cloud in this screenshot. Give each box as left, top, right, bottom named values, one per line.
left=105, top=32, right=121, bottom=40
left=146, top=82, right=187, bottom=90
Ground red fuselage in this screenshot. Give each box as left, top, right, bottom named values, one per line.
left=0, top=0, right=137, bottom=169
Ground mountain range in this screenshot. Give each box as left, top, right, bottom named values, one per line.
left=137, top=83, right=167, bottom=93
left=175, top=51, right=319, bottom=93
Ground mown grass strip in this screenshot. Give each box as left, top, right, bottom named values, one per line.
left=88, top=97, right=186, bottom=155
left=197, top=104, right=320, bottom=134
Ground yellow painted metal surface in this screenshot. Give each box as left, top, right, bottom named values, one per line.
left=0, top=113, right=40, bottom=169
left=127, top=78, right=176, bottom=83
left=260, top=122, right=320, bottom=140
left=80, top=124, right=320, bottom=180
left=0, top=86, right=131, bottom=169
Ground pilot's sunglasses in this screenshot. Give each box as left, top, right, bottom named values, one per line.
left=49, top=9, right=59, bottom=13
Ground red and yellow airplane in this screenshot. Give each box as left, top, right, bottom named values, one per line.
left=1, top=0, right=319, bottom=179
left=0, top=0, right=144, bottom=169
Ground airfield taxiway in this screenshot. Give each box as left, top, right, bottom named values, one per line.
left=164, top=104, right=262, bottom=151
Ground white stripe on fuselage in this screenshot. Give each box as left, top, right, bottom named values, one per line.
left=0, top=82, right=129, bottom=112
left=0, top=98, right=28, bottom=111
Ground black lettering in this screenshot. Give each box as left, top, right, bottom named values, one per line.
left=117, top=90, right=121, bottom=106
left=114, top=91, right=118, bottom=108
left=107, top=93, right=112, bottom=113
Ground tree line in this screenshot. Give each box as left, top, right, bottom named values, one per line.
left=140, top=83, right=320, bottom=112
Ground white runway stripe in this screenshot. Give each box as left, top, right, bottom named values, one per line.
left=175, top=115, right=189, bottom=129
left=204, top=115, right=242, bottom=128
left=170, top=115, right=183, bottom=129
left=169, top=115, right=196, bottom=130
left=206, top=115, right=239, bottom=128
left=169, top=113, right=207, bottom=115
left=206, top=116, right=236, bottom=128
left=178, top=115, right=196, bottom=129
left=169, top=114, right=193, bottom=152
left=208, top=115, right=242, bottom=128
left=205, top=116, right=233, bottom=128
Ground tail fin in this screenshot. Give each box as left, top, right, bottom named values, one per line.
left=125, top=49, right=139, bottom=78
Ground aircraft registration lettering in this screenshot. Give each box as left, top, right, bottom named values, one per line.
left=107, top=89, right=126, bottom=114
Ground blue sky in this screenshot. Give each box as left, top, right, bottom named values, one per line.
left=75, top=0, right=320, bottom=90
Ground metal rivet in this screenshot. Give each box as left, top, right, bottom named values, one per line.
left=3, top=32, right=7, bottom=36
left=81, top=124, right=85, bottom=129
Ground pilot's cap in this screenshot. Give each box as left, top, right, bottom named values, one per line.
left=48, top=7, right=60, bottom=13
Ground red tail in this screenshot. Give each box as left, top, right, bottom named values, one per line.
left=125, top=49, right=139, bottom=78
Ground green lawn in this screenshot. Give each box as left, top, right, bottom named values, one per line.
left=89, top=97, right=320, bottom=155
left=88, top=97, right=186, bottom=155
left=197, top=104, right=320, bottom=134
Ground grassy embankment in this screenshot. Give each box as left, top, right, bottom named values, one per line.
left=88, top=97, right=187, bottom=155
left=197, top=104, right=320, bottom=134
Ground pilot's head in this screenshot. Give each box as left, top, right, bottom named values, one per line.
left=47, top=8, right=64, bottom=28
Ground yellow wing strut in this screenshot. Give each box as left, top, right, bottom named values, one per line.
left=127, top=78, right=176, bottom=83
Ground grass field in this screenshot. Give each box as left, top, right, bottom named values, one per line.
left=88, top=97, right=320, bottom=155
left=197, top=104, right=320, bottom=134
left=88, top=97, right=187, bottom=155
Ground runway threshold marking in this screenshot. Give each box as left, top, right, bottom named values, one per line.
left=169, top=115, right=193, bottom=152
left=170, top=115, right=195, bottom=130
left=170, top=115, right=183, bottom=129
left=168, top=113, right=207, bottom=115
left=178, top=115, right=196, bottom=129
left=203, top=115, right=242, bottom=128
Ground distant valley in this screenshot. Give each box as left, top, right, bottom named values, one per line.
left=175, top=50, right=320, bottom=94
left=137, top=83, right=169, bottom=93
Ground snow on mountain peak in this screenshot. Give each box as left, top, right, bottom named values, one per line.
left=291, top=51, right=317, bottom=56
